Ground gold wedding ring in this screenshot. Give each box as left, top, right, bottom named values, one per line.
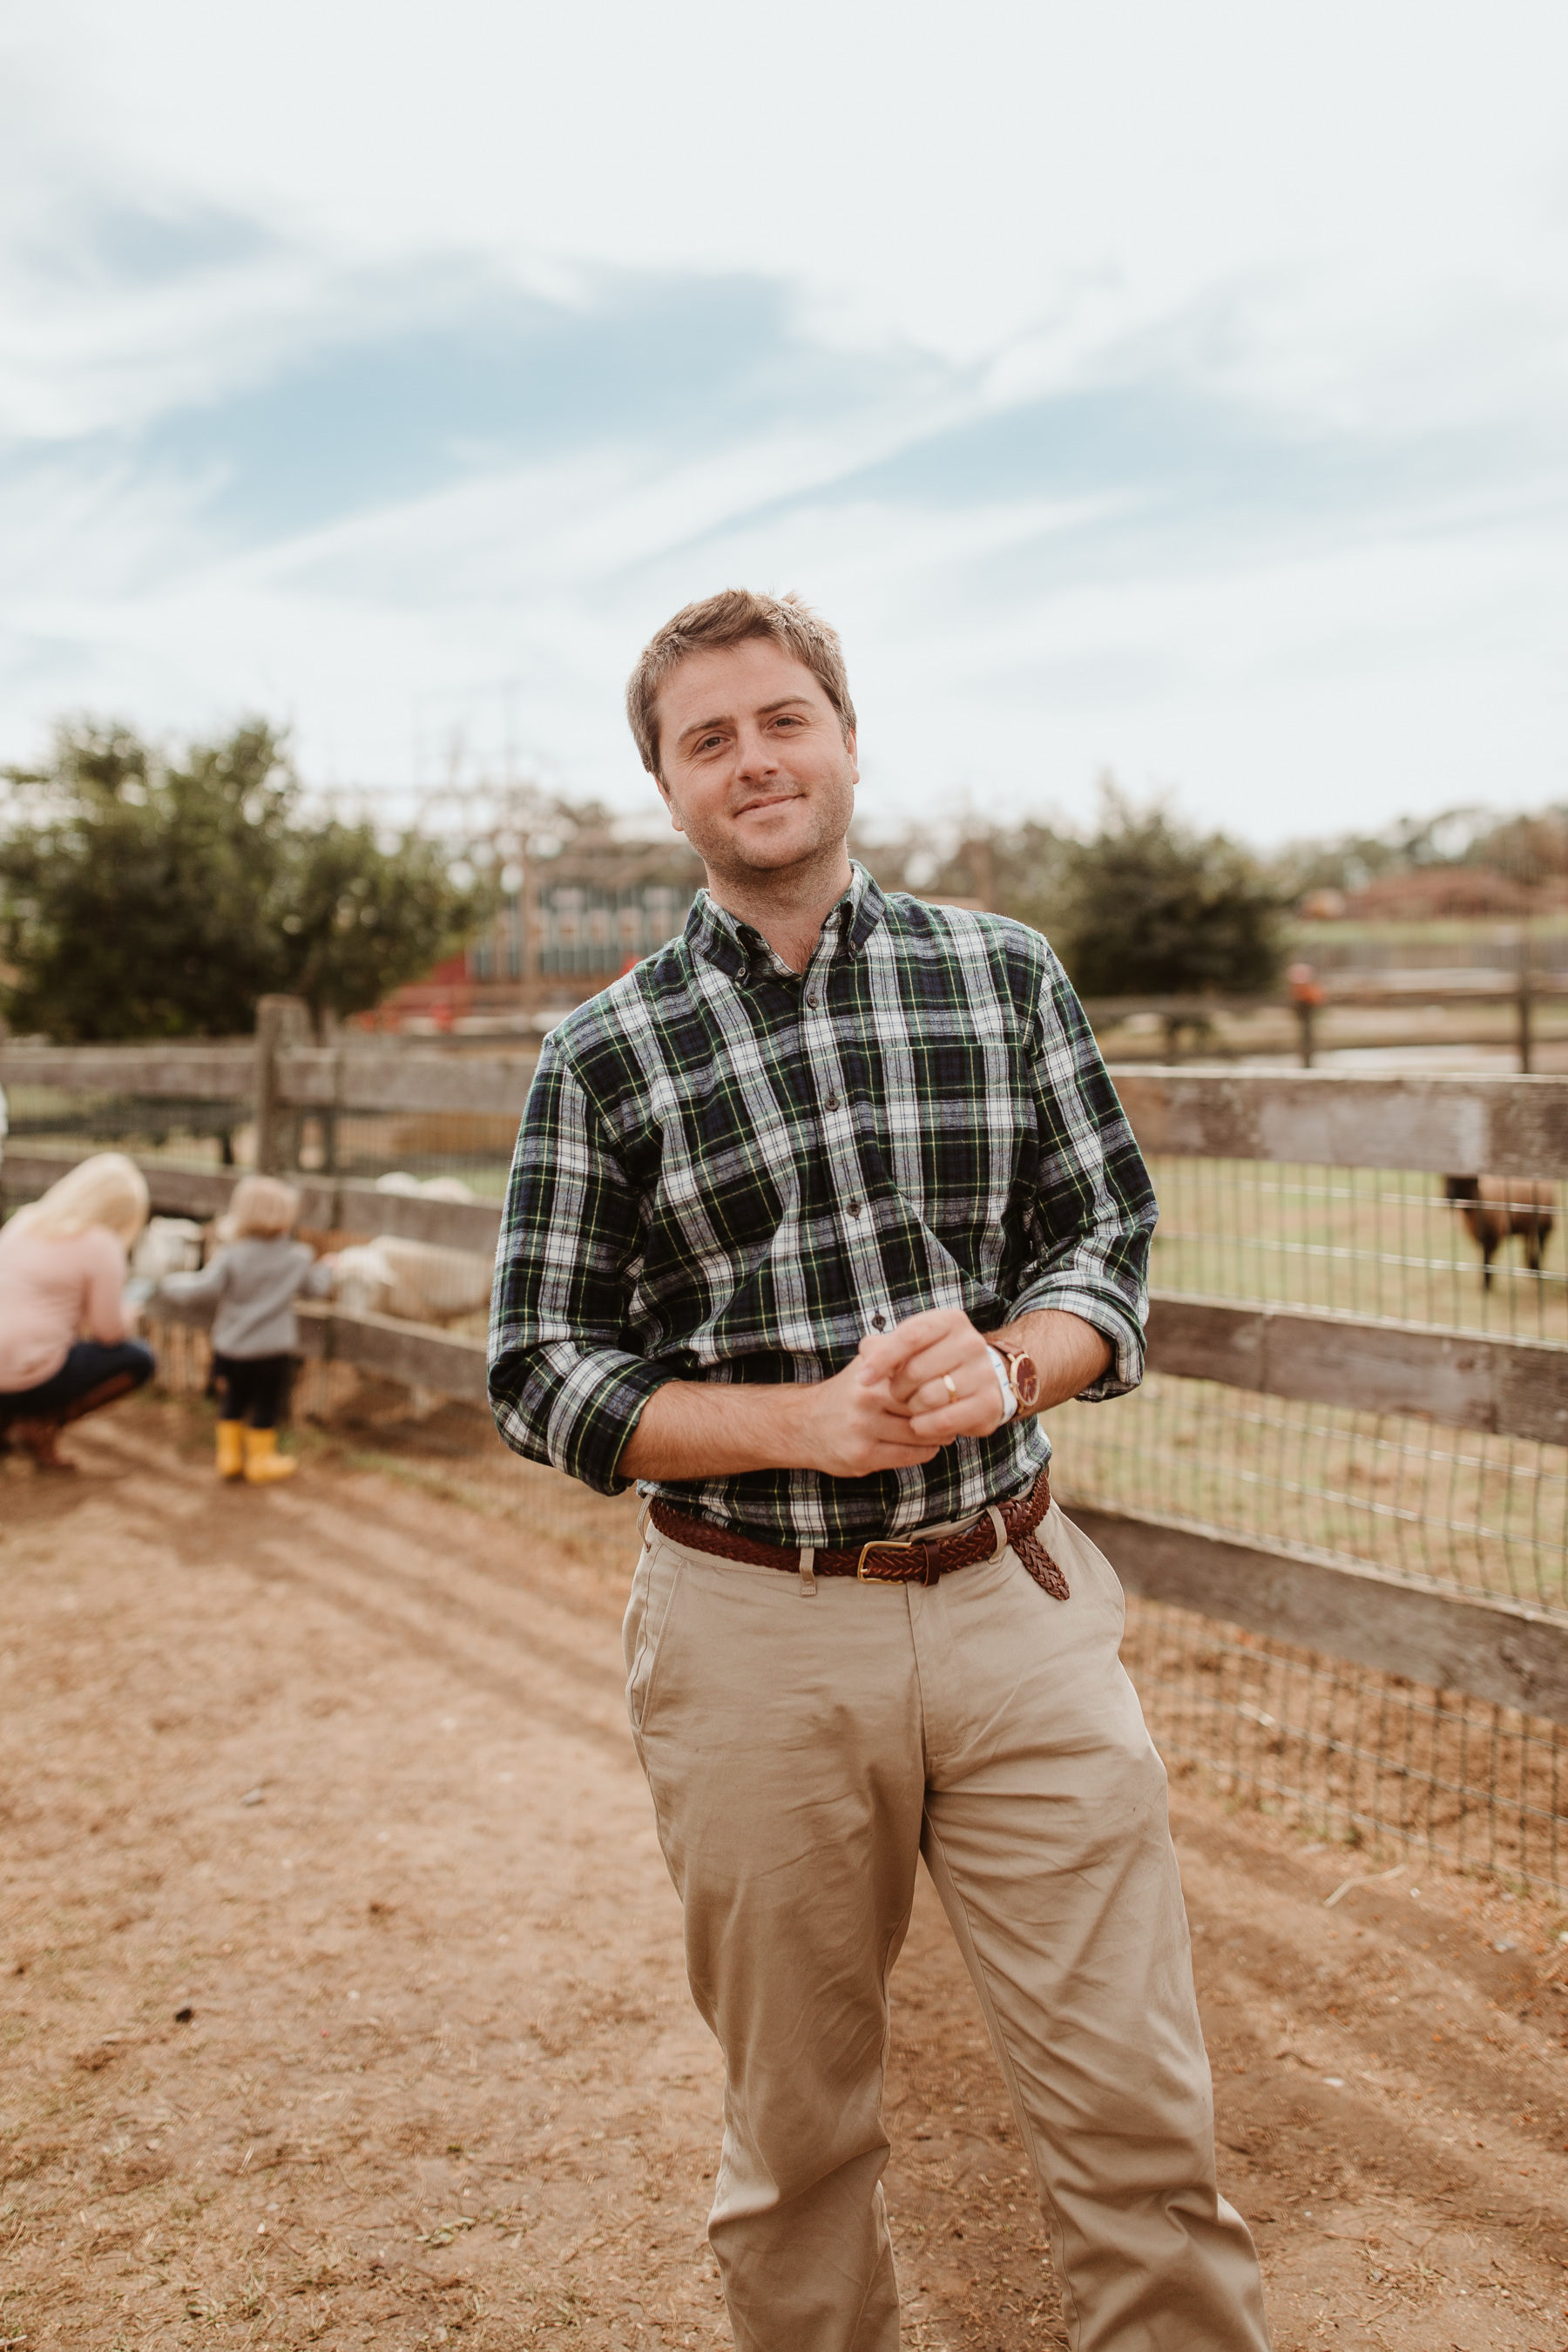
left=942, top=1373, right=958, bottom=1402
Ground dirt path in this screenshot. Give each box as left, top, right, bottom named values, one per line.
left=4, top=1390, right=1568, bottom=2351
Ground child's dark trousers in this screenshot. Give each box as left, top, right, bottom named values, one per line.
left=213, top=1352, right=291, bottom=1430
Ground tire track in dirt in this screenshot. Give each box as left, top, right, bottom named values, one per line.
left=89, top=1423, right=635, bottom=1756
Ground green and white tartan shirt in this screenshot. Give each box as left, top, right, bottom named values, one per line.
left=488, top=864, right=1157, bottom=1546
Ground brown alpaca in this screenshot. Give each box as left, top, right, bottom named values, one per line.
left=1443, top=1175, right=1555, bottom=1289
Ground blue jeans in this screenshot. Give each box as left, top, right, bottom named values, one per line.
left=0, top=1338, right=154, bottom=1422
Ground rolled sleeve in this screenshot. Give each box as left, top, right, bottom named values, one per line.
left=487, top=1040, right=668, bottom=1492
left=1009, top=946, right=1158, bottom=1402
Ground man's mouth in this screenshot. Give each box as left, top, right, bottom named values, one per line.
left=735, top=794, right=801, bottom=816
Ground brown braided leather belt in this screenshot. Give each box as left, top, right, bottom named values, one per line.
left=648, top=1468, right=1069, bottom=1600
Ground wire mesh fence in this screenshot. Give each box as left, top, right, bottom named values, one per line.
left=292, top=1109, right=518, bottom=1194
left=1121, top=1596, right=1568, bottom=1898
left=1036, top=1149, right=1568, bottom=1893
left=0, top=1095, right=520, bottom=1206
left=1147, top=1154, right=1565, bottom=1338
left=2, top=1095, right=521, bottom=1198
left=1045, top=1153, right=1568, bottom=1617
left=1045, top=1375, right=1568, bottom=1612
left=3, top=1086, right=253, bottom=1174
left=145, top=1320, right=365, bottom=1427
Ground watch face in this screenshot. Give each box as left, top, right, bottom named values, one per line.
left=1012, top=1353, right=1041, bottom=1409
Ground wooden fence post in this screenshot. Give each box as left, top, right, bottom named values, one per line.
left=253, top=997, right=310, bottom=1174
left=323, top=1046, right=344, bottom=1174
left=1287, top=963, right=1322, bottom=1067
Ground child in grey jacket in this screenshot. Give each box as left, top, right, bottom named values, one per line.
left=157, top=1175, right=336, bottom=1483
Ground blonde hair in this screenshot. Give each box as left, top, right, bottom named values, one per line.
left=220, top=1175, right=301, bottom=1241
left=12, top=1152, right=149, bottom=1246
left=625, top=589, right=856, bottom=778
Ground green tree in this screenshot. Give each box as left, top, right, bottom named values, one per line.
left=0, top=719, right=491, bottom=1040
left=277, top=819, right=492, bottom=1031
left=1055, top=781, right=1285, bottom=998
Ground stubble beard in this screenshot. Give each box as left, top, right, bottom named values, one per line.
left=696, top=764, right=857, bottom=896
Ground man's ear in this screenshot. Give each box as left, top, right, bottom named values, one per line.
left=654, top=773, right=685, bottom=836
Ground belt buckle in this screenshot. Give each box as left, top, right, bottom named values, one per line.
left=857, top=1538, right=922, bottom=1584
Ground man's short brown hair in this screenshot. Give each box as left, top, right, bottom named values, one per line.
left=625, top=589, right=857, bottom=778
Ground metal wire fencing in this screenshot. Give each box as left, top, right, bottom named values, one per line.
left=145, top=1321, right=363, bottom=1426
left=1046, top=1148, right=1568, bottom=1894
left=1046, top=1375, right=1568, bottom=1612
left=2, top=1092, right=521, bottom=1203
left=291, top=1109, right=519, bottom=1194
left=2, top=1085, right=253, bottom=1174
left=1119, top=1596, right=1568, bottom=1899
left=1147, top=1154, right=1566, bottom=1338
left=0, top=1037, right=533, bottom=1200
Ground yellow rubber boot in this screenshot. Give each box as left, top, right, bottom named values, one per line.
left=242, top=1427, right=298, bottom=1484
left=215, top=1420, right=245, bottom=1480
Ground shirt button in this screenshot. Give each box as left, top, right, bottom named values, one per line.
left=847, top=1200, right=863, bottom=1217
left=871, top=1312, right=887, bottom=1331
left=805, top=992, right=821, bottom=1009
left=825, top=1092, right=841, bottom=1112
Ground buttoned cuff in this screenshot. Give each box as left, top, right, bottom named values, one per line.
left=1007, top=1281, right=1146, bottom=1402
left=490, top=1343, right=673, bottom=1493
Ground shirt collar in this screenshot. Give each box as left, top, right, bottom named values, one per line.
left=685, top=861, right=886, bottom=982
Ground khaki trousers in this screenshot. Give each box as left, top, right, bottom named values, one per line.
left=623, top=1502, right=1272, bottom=2352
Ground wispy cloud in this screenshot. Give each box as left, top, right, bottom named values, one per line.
left=3, top=0, right=1566, bottom=837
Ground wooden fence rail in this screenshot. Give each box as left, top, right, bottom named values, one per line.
left=9, top=1040, right=1568, bottom=1169
left=0, top=1038, right=539, bottom=1120
left=1115, top=1066, right=1568, bottom=1174
left=0, top=1042, right=257, bottom=1097
left=1146, top=1295, right=1568, bottom=1446
left=1071, top=1507, right=1568, bottom=1724
left=8, top=1050, right=1568, bottom=1722
left=0, top=1152, right=504, bottom=1255
left=1085, top=970, right=1568, bottom=1069
left=148, top=1289, right=490, bottom=1408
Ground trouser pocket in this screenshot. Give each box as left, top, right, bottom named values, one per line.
left=1043, top=1502, right=1127, bottom=1639
left=623, top=1542, right=686, bottom=1740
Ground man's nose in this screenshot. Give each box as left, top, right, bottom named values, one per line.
left=733, top=726, right=780, bottom=778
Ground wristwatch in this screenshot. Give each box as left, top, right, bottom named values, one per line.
left=985, top=1343, right=1041, bottom=1421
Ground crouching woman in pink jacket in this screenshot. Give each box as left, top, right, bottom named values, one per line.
left=0, top=1152, right=154, bottom=1470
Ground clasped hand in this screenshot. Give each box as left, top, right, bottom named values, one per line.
left=797, top=1307, right=1008, bottom=1480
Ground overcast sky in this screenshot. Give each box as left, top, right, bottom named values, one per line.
left=3, top=1, right=1565, bottom=843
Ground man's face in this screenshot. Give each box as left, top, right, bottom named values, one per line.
left=653, top=638, right=857, bottom=883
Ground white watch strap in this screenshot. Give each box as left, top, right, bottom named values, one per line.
left=985, top=1345, right=1018, bottom=1423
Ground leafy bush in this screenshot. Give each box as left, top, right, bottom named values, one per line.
left=1053, top=784, right=1286, bottom=997
left=861, top=782, right=1284, bottom=997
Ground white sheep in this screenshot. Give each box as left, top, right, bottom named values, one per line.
left=331, top=1235, right=492, bottom=1328
left=131, top=1216, right=206, bottom=1281
left=331, top=1242, right=396, bottom=1319
left=374, top=1172, right=476, bottom=1205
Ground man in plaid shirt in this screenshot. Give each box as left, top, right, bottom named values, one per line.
left=490, top=591, right=1270, bottom=2352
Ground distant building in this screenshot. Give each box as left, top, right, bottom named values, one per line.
left=368, top=830, right=704, bottom=1034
